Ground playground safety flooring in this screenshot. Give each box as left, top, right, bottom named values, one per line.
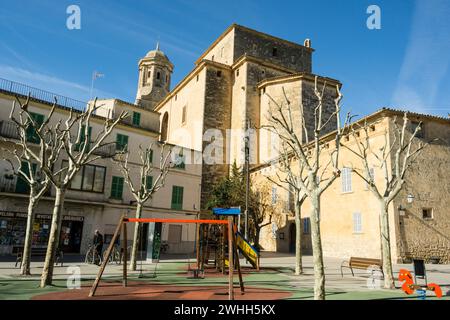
left=0, top=252, right=449, bottom=300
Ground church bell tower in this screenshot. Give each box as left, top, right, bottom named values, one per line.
left=135, top=43, right=174, bottom=110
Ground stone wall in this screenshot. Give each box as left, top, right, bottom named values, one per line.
left=392, top=117, right=450, bottom=263
left=201, top=65, right=233, bottom=207
left=234, top=26, right=312, bottom=72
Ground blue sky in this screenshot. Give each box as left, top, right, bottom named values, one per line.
left=0, top=0, right=449, bottom=117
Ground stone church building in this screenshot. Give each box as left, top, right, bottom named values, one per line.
left=132, top=23, right=450, bottom=264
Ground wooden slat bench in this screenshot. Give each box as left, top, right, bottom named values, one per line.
left=14, top=247, right=64, bottom=268
left=341, top=257, right=384, bottom=278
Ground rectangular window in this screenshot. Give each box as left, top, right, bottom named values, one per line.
left=353, top=212, right=362, bottom=233
left=132, top=112, right=141, bottom=126
left=341, top=167, right=352, bottom=193
left=271, top=187, right=277, bottom=204
left=365, top=168, right=375, bottom=190
left=110, top=176, right=124, bottom=199
left=422, top=208, right=433, bottom=219
left=116, top=134, right=129, bottom=152
left=145, top=176, right=153, bottom=191
left=181, top=106, right=187, bottom=125
left=272, top=47, right=278, bottom=57
left=303, top=218, right=310, bottom=234
left=65, top=160, right=106, bottom=193
left=93, top=167, right=106, bottom=192
left=171, top=186, right=184, bottom=210
left=82, top=165, right=95, bottom=191
left=26, top=112, right=45, bottom=143
left=75, top=125, right=92, bottom=152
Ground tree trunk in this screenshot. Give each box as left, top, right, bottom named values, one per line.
left=254, top=225, right=261, bottom=249
left=310, top=193, right=325, bottom=300
left=40, top=187, right=65, bottom=287
left=130, top=202, right=143, bottom=271
left=294, top=197, right=303, bottom=275
left=21, top=188, right=37, bottom=276
left=380, top=201, right=395, bottom=289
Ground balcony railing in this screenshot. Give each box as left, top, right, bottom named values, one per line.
left=0, top=175, right=17, bottom=193
left=0, top=78, right=87, bottom=111
left=0, top=174, right=50, bottom=196
left=0, top=120, right=20, bottom=140
left=91, top=143, right=117, bottom=158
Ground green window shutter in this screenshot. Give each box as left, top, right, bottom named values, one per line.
left=75, top=126, right=92, bottom=151
left=145, top=176, right=153, bottom=191
left=116, top=134, right=129, bottom=152
left=149, top=149, right=153, bottom=164
left=132, top=112, right=141, bottom=126
left=171, top=186, right=184, bottom=210
left=110, top=176, right=124, bottom=199
left=26, top=113, right=44, bottom=143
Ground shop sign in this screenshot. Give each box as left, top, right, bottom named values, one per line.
left=0, top=211, right=84, bottom=222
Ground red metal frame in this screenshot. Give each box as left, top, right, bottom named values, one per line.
left=125, top=218, right=228, bottom=225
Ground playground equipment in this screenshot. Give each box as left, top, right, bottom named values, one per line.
left=88, top=215, right=245, bottom=300
left=399, top=269, right=442, bottom=298
left=212, top=207, right=260, bottom=270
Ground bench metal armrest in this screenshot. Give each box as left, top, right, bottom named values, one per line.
left=340, top=260, right=351, bottom=277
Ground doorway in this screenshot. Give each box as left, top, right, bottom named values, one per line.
left=59, top=220, right=84, bottom=253
left=289, top=223, right=295, bottom=253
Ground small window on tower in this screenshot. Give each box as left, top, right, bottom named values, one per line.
left=272, top=47, right=278, bottom=57
left=236, top=69, right=239, bottom=77
left=422, top=208, right=433, bottom=220
left=211, top=55, right=215, bottom=61
left=182, top=105, right=187, bottom=125
left=166, top=75, right=168, bottom=83
left=216, top=70, right=222, bottom=77
left=157, top=72, right=161, bottom=80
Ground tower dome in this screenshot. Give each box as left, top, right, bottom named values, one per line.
left=135, top=43, right=174, bottom=110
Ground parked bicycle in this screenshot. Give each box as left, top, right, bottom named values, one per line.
left=85, top=244, right=102, bottom=265
left=103, top=244, right=122, bottom=264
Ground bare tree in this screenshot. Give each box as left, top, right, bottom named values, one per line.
left=264, top=76, right=348, bottom=299
left=249, top=181, right=283, bottom=251
left=26, top=99, right=128, bottom=287
left=114, top=143, right=172, bottom=271
left=268, top=150, right=308, bottom=275
left=343, top=113, right=429, bottom=289
left=5, top=95, right=63, bottom=275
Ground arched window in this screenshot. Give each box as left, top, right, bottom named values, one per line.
left=157, top=71, right=161, bottom=80
left=161, top=112, right=169, bottom=142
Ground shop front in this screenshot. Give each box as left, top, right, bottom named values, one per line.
left=0, top=211, right=84, bottom=255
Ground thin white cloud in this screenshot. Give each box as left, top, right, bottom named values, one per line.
left=392, top=0, right=450, bottom=114
left=0, top=65, right=116, bottom=102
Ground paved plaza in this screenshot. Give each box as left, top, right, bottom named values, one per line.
left=0, top=252, right=448, bottom=300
